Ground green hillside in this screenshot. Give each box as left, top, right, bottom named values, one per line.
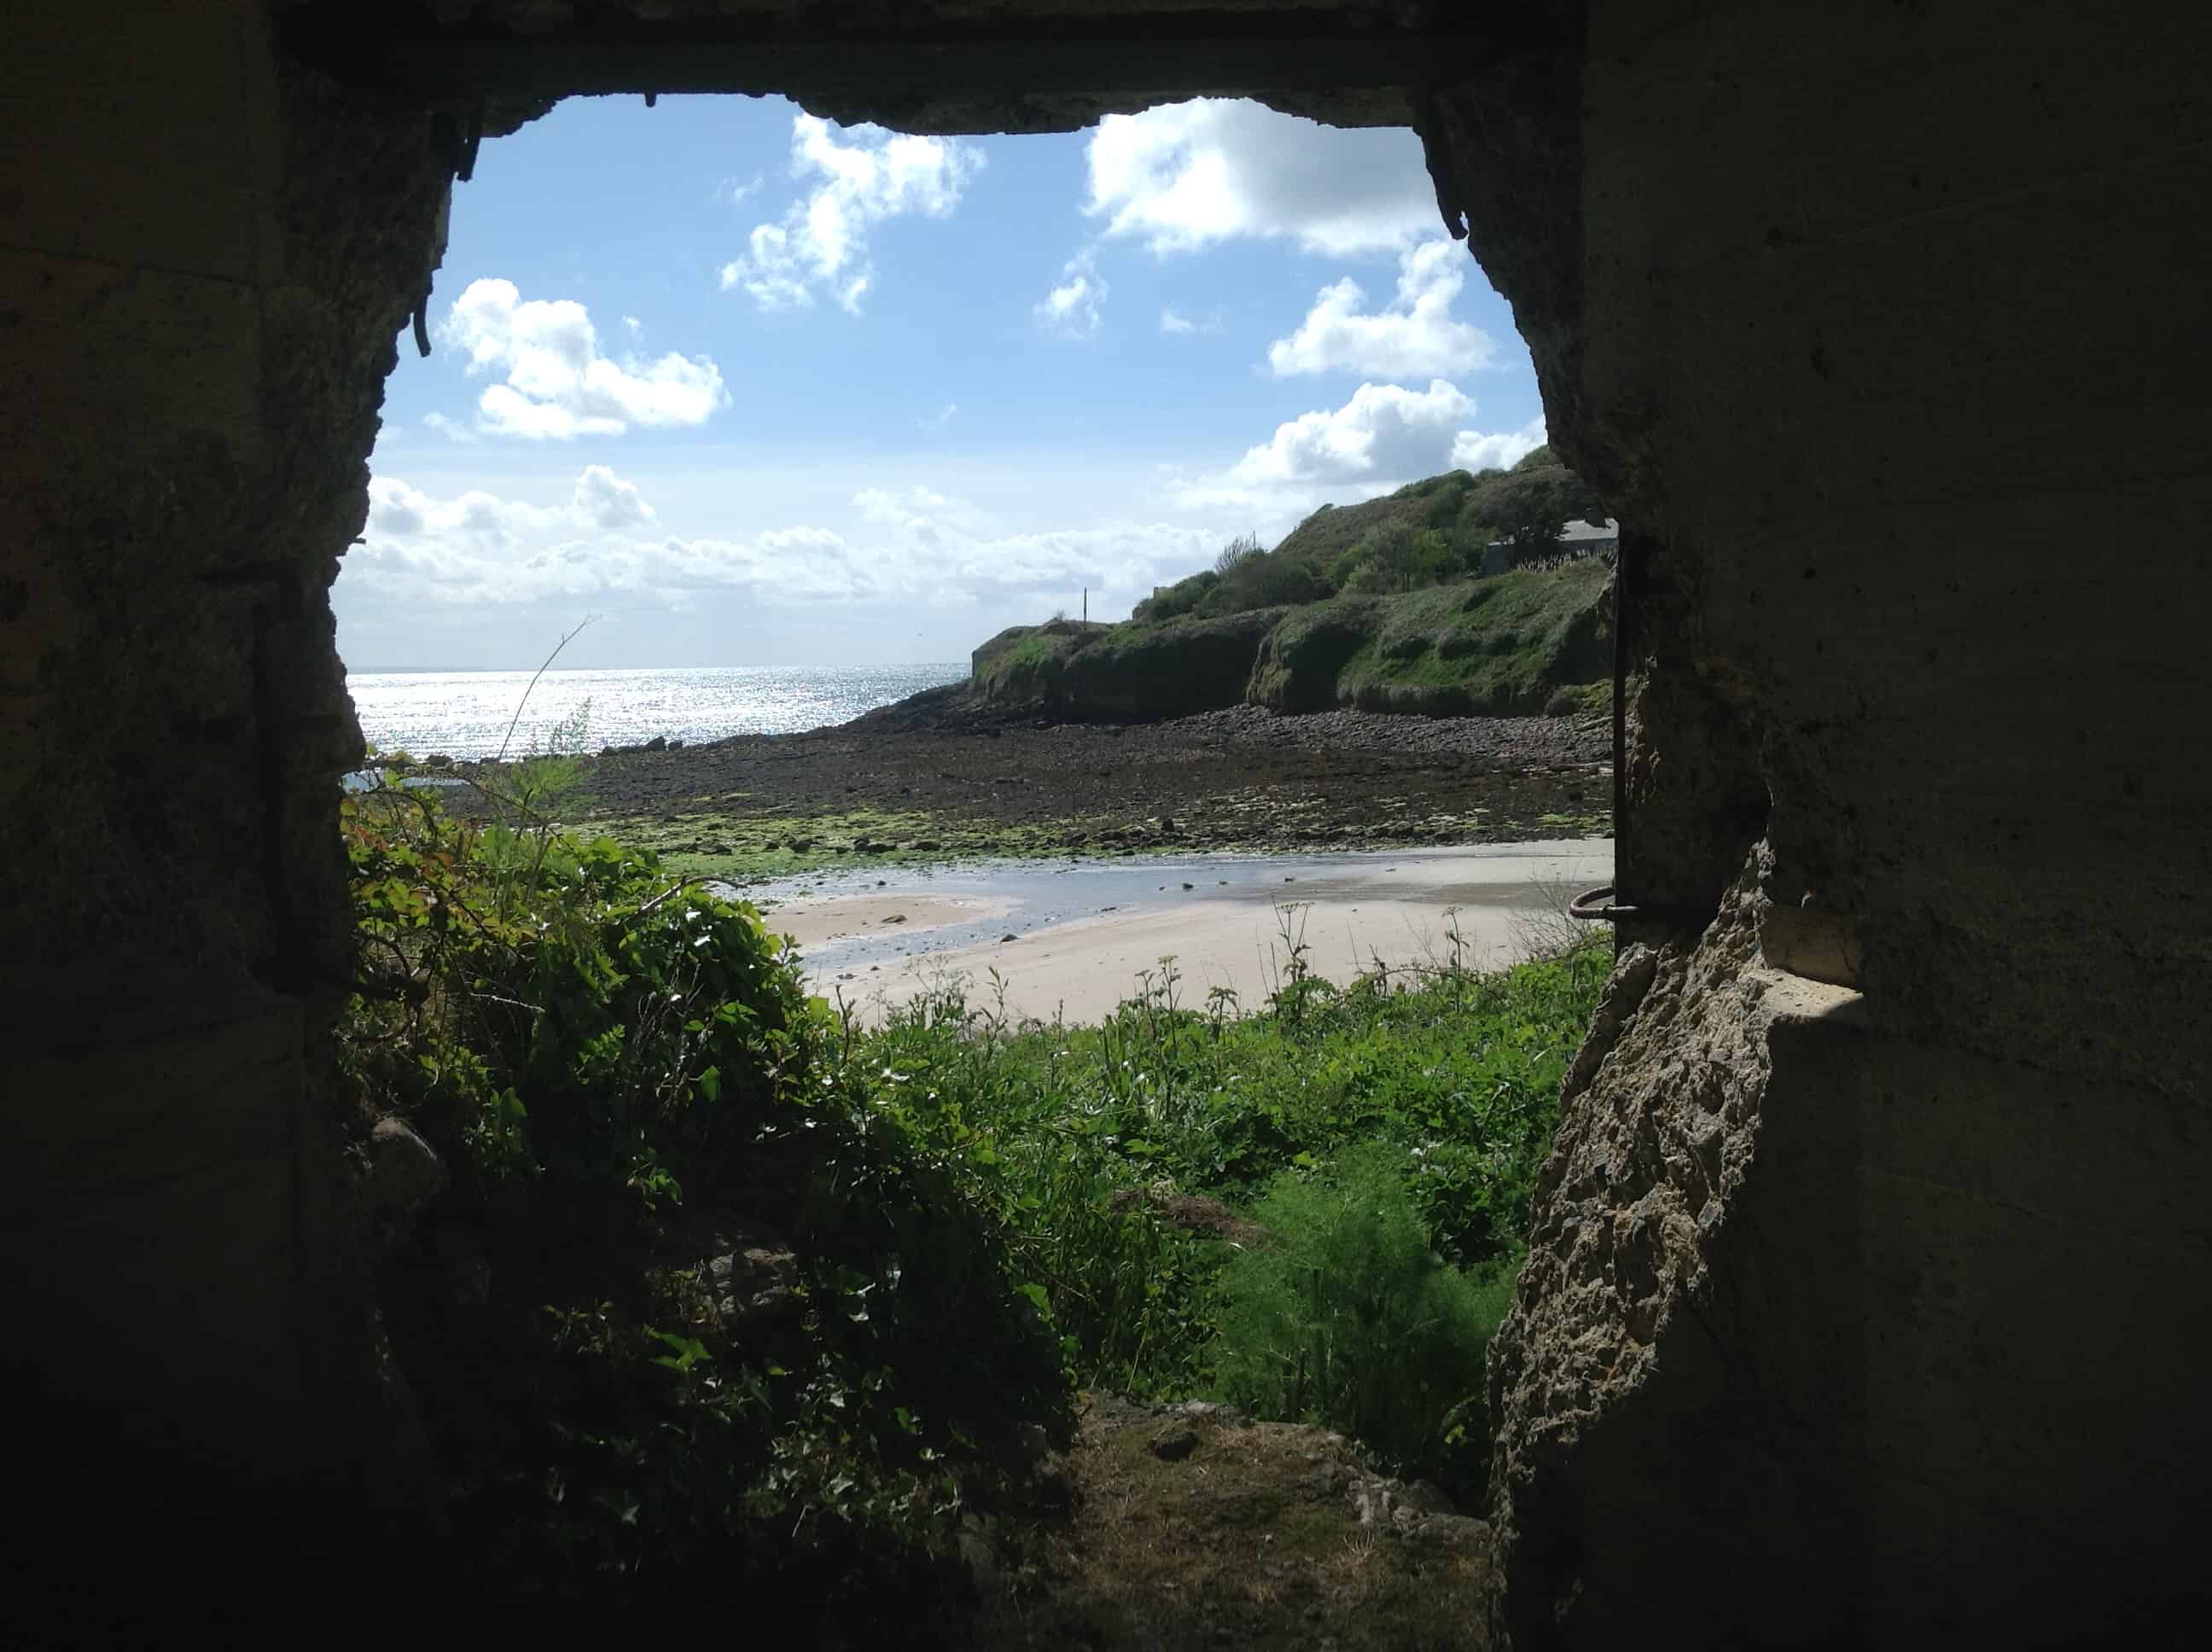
left=1131, top=447, right=1605, bottom=627
left=969, top=457, right=1615, bottom=724
left=971, top=610, right=1284, bottom=720
left=1251, top=561, right=1610, bottom=717
left=973, top=559, right=1610, bottom=722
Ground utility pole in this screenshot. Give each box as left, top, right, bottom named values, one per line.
left=1083, top=587, right=1088, bottom=623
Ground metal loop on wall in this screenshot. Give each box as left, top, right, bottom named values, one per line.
left=1569, top=884, right=1639, bottom=922
left=1569, top=884, right=1709, bottom=928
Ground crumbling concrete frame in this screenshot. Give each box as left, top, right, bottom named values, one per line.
left=2, top=2, right=2207, bottom=1639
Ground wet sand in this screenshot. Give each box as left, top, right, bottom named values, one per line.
left=742, top=841, right=1612, bottom=1023
left=768, top=892, right=1016, bottom=950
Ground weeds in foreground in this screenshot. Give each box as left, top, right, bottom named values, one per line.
left=1211, top=1144, right=1514, bottom=1501
left=341, top=783, right=1068, bottom=1626
left=339, top=757, right=1607, bottom=1609
left=847, top=931, right=1607, bottom=1484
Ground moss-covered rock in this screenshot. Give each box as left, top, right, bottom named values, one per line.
left=974, top=560, right=1611, bottom=723
left=1060, top=609, right=1283, bottom=718
left=973, top=611, right=1280, bottom=720
left=1245, top=599, right=1380, bottom=713
left=970, top=619, right=1111, bottom=704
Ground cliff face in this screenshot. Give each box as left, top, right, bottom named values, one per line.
left=972, top=611, right=1284, bottom=719
left=973, top=561, right=1612, bottom=722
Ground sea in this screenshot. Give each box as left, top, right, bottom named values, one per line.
left=346, top=663, right=968, bottom=762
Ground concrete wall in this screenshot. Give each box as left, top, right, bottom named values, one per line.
left=0, top=0, right=451, bottom=1587
left=1481, top=3, right=2212, bottom=1643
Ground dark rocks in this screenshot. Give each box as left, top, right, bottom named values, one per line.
left=958, top=1512, right=1001, bottom=1589
left=1149, top=1425, right=1200, bottom=1462
left=362, top=1116, right=444, bottom=1223
left=1109, top=1188, right=1267, bottom=1247
left=560, top=694, right=1609, bottom=868
left=704, top=1236, right=799, bottom=1329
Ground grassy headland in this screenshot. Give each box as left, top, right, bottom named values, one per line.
left=970, top=454, right=1613, bottom=724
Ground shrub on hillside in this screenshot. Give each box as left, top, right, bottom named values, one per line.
left=1202, top=546, right=1330, bottom=614
left=1545, top=680, right=1612, bottom=718
left=1132, top=568, right=1219, bottom=623
left=1474, top=447, right=1610, bottom=563
left=1209, top=1143, right=1512, bottom=1498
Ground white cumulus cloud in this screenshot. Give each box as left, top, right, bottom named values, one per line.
left=1266, top=240, right=1496, bottom=379
left=348, top=472, right=1219, bottom=614
left=1452, top=417, right=1549, bottom=474
left=572, top=464, right=657, bottom=530
left=421, top=410, right=478, bottom=444
left=1226, top=380, right=1476, bottom=488
left=721, top=115, right=983, bottom=313
left=1166, top=383, right=1547, bottom=515
left=1160, top=306, right=1222, bottom=335
left=1086, top=99, right=1439, bottom=258
left=1035, top=248, right=1107, bottom=339
left=437, top=280, right=727, bottom=439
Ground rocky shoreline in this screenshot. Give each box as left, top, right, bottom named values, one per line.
left=524, top=683, right=1612, bottom=879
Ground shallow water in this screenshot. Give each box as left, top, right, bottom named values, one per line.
left=347, top=661, right=966, bottom=760
left=737, top=840, right=1614, bottom=981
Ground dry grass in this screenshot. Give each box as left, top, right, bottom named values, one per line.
left=974, top=1399, right=1491, bottom=1651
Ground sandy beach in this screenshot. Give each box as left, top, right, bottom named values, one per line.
left=747, top=841, right=1612, bottom=1022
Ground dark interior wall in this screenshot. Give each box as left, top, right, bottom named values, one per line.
left=0, top=0, right=454, bottom=1569
left=3, top=0, right=2208, bottom=1636
left=1481, top=3, right=2212, bottom=1644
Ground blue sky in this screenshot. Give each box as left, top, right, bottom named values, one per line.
left=339, top=94, right=1545, bottom=672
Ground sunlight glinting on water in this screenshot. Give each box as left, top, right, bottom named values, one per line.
left=346, top=663, right=966, bottom=760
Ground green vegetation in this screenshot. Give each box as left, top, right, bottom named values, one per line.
left=595, top=803, right=1091, bottom=881
left=1207, top=445, right=1607, bottom=608
left=979, top=456, right=1615, bottom=723
left=1133, top=531, right=1332, bottom=623
left=979, top=562, right=1610, bottom=723
left=859, top=924, right=1604, bottom=1503
left=1239, top=557, right=1620, bottom=719
left=967, top=617, right=1113, bottom=703
left=339, top=771, right=1604, bottom=1617
left=1283, top=559, right=1613, bottom=718
left=341, top=777, right=1070, bottom=1626
left=1211, top=1145, right=1514, bottom=1499
left=973, top=608, right=1282, bottom=720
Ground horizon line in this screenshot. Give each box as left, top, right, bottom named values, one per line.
left=347, top=660, right=972, bottom=677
